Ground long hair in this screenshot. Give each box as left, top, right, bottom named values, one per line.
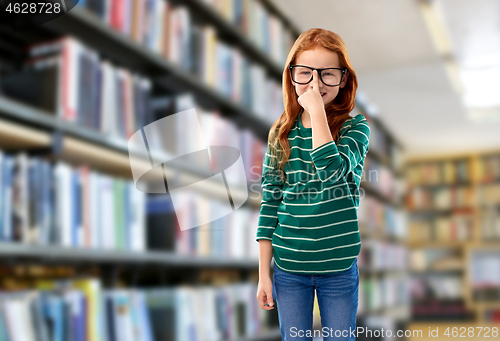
left=267, top=28, right=358, bottom=181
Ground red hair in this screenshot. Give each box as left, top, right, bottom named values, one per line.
left=268, top=28, right=359, bottom=180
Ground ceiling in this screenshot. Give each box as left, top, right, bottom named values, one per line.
left=269, top=0, right=500, bottom=160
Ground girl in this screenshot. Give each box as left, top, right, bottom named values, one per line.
left=255, top=28, right=370, bottom=341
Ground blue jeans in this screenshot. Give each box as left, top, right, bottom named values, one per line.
left=272, top=258, right=359, bottom=341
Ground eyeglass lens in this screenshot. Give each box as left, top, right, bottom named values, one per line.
left=291, top=66, right=343, bottom=86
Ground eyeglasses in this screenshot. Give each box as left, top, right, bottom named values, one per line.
left=289, top=64, right=348, bottom=87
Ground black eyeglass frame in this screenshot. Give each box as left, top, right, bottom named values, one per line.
left=288, top=64, right=348, bottom=87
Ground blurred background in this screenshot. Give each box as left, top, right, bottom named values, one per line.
left=0, top=0, right=498, bottom=340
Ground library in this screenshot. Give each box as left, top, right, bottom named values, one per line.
left=0, top=0, right=498, bottom=340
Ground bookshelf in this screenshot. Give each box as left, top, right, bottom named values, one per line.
left=0, top=97, right=254, bottom=206
left=0, top=0, right=410, bottom=340
left=404, top=149, right=500, bottom=339
left=335, top=99, right=411, bottom=339
left=0, top=241, right=261, bottom=268
left=0, top=0, right=291, bottom=339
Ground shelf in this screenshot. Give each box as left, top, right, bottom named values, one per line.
left=366, top=148, right=403, bottom=178
left=0, top=242, right=260, bottom=268
left=358, top=304, right=411, bottom=320
left=354, top=98, right=404, bottom=151
left=380, top=304, right=411, bottom=321
left=0, top=109, right=51, bottom=148
left=360, top=181, right=401, bottom=208
left=259, top=0, right=301, bottom=37
left=359, top=268, right=408, bottom=276
left=0, top=96, right=260, bottom=209
left=40, top=6, right=272, bottom=141
left=410, top=268, right=464, bottom=275
left=406, top=181, right=474, bottom=189
left=472, top=301, right=500, bottom=310
left=407, top=207, right=476, bottom=217
left=465, top=242, right=500, bottom=250
left=168, top=0, right=294, bottom=80
left=359, top=228, right=408, bottom=244
left=408, top=241, right=473, bottom=248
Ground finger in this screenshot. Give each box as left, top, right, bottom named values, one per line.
left=312, top=70, right=319, bottom=91
left=264, top=292, right=274, bottom=310
left=257, top=295, right=266, bottom=309
left=258, top=294, right=272, bottom=310
left=267, top=293, right=274, bottom=308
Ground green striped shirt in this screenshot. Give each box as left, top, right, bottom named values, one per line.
left=255, top=111, right=371, bottom=274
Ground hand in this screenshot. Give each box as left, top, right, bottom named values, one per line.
left=297, top=70, right=325, bottom=117
left=256, top=276, right=275, bottom=310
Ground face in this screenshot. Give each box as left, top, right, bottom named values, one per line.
left=291, top=46, right=349, bottom=107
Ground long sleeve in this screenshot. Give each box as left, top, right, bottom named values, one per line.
left=310, top=114, right=370, bottom=184
left=255, top=144, right=284, bottom=242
